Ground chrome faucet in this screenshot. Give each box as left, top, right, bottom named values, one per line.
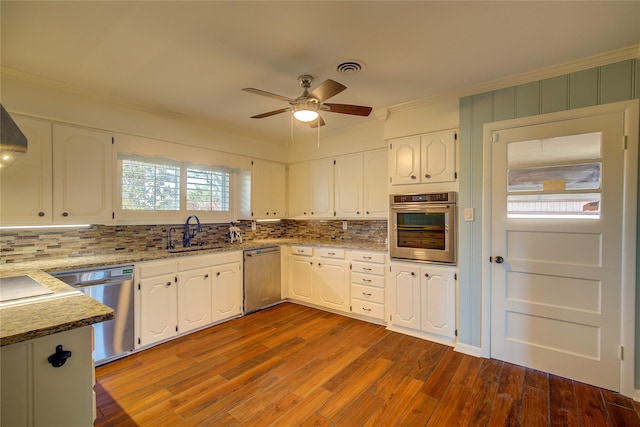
left=183, top=215, right=202, bottom=247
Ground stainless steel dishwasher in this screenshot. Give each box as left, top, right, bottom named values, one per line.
left=243, top=247, right=281, bottom=314
left=52, top=265, right=135, bottom=365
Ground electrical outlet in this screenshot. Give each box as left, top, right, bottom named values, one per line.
left=342, top=220, right=348, bottom=230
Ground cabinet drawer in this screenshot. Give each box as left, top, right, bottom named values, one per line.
left=316, top=248, right=345, bottom=259
left=291, top=246, right=312, bottom=256
left=349, top=251, right=385, bottom=264
left=137, top=260, right=177, bottom=278
left=351, top=262, right=385, bottom=276
left=351, top=284, right=384, bottom=304
left=351, top=299, right=384, bottom=320
left=351, top=272, right=385, bottom=288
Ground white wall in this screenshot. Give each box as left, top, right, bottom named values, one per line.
left=1, top=71, right=289, bottom=162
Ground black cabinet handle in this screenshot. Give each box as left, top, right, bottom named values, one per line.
left=38, top=211, right=45, bottom=217
left=48, top=345, right=72, bottom=368
left=62, top=212, right=69, bottom=217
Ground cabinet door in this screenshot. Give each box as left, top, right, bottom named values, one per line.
left=315, top=260, right=350, bottom=313
left=389, top=263, right=421, bottom=329
left=252, top=159, right=286, bottom=219
left=212, top=262, right=242, bottom=322
left=138, top=274, right=177, bottom=346
left=0, top=115, right=53, bottom=225
left=420, top=131, right=456, bottom=183
left=1, top=326, right=94, bottom=427
left=363, top=149, right=388, bottom=218
left=289, top=256, right=314, bottom=302
left=421, top=266, right=456, bottom=337
left=334, top=153, right=363, bottom=218
left=288, top=162, right=310, bottom=218
left=177, top=268, right=212, bottom=333
left=52, top=123, right=112, bottom=223
left=309, top=159, right=334, bottom=217
left=389, top=136, right=421, bottom=185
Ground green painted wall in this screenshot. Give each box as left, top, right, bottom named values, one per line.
left=458, top=58, right=640, bottom=386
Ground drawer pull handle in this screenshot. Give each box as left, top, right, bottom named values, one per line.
left=328, top=252, right=335, bottom=255
left=362, top=307, right=372, bottom=312
left=362, top=292, right=372, bottom=297
left=362, top=267, right=372, bottom=271
left=362, top=278, right=371, bottom=283
left=363, top=256, right=372, bottom=260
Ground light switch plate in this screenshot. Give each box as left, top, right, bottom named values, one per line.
left=464, top=208, right=475, bottom=222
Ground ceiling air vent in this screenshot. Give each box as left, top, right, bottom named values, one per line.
left=336, top=60, right=365, bottom=75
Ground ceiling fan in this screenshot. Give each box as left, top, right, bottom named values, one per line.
left=242, top=75, right=372, bottom=128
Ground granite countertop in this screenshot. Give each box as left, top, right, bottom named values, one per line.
left=1, top=238, right=387, bottom=274
left=0, top=238, right=386, bottom=346
left=0, top=269, right=114, bottom=346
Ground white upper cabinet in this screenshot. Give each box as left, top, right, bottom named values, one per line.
left=309, top=159, right=334, bottom=217
left=0, top=118, right=112, bottom=225
left=363, top=149, right=388, bottom=218
left=0, top=115, right=53, bottom=225
left=52, top=123, right=112, bottom=223
left=288, top=159, right=334, bottom=218
left=335, top=153, right=363, bottom=218
left=389, top=130, right=456, bottom=185
left=251, top=159, right=286, bottom=219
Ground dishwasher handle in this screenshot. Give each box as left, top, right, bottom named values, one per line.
left=73, top=278, right=131, bottom=289
left=245, top=247, right=280, bottom=257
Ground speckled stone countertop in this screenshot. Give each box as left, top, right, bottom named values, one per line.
left=0, top=239, right=386, bottom=346
left=0, top=270, right=114, bottom=346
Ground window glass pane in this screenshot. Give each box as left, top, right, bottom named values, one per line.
left=507, top=132, right=601, bottom=167
left=507, top=162, right=601, bottom=192
left=507, top=193, right=600, bottom=219
left=121, top=159, right=180, bottom=210
left=186, top=168, right=230, bottom=211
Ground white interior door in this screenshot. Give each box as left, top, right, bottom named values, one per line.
left=489, top=110, right=626, bottom=391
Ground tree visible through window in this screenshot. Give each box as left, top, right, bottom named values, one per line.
left=186, top=168, right=230, bottom=211
left=122, top=159, right=180, bottom=210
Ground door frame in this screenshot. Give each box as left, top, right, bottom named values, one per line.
left=481, top=99, right=638, bottom=397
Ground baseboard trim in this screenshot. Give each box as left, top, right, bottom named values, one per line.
left=454, top=342, right=484, bottom=358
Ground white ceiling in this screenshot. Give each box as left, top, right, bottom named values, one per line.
left=2, top=1, right=639, bottom=145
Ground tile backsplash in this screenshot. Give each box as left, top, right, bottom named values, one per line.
left=0, top=220, right=387, bottom=264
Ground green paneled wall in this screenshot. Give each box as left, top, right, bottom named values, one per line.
left=458, top=58, right=640, bottom=386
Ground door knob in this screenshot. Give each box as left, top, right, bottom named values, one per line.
left=494, top=256, right=504, bottom=264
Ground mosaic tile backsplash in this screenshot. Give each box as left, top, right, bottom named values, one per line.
left=0, top=220, right=387, bottom=264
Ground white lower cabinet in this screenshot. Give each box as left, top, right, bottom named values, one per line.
left=349, top=250, right=386, bottom=321
left=211, top=261, right=243, bottom=322
left=389, top=261, right=456, bottom=341
left=136, top=251, right=242, bottom=348
left=288, top=246, right=350, bottom=313
left=1, top=326, right=95, bottom=427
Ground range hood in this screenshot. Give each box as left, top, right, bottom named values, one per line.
left=0, top=104, right=28, bottom=169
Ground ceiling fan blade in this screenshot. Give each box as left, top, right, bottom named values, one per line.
left=324, top=103, right=373, bottom=116
left=242, top=88, right=294, bottom=103
left=309, top=115, right=326, bottom=128
left=309, top=79, right=346, bottom=102
left=250, top=108, right=290, bottom=119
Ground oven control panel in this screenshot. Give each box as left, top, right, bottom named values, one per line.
left=391, top=192, right=456, bottom=204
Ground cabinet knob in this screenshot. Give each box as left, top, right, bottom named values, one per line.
left=425, top=173, right=432, bottom=179
left=204, top=274, right=209, bottom=279
left=410, top=272, right=416, bottom=276
left=311, top=212, right=315, bottom=215
left=365, top=211, right=370, bottom=215
left=410, top=175, right=417, bottom=180
left=356, top=211, right=360, bottom=215
left=38, top=211, right=45, bottom=217
left=62, top=212, right=69, bottom=217
left=304, top=212, right=307, bottom=215
left=216, top=272, right=221, bottom=277
left=47, top=345, right=72, bottom=368
left=425, top=273, right=430, bottom=278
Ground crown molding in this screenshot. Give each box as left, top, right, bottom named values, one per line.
left=389, top=44, right=640, bottom=114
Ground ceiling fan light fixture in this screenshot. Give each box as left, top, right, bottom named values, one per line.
left=293, top=104, right=319, bottom=122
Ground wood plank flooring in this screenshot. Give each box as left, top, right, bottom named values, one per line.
left=95, top=303, right=640, bottom=426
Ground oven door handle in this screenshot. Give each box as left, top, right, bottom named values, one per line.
left=391, top=204, right=453, bottom=212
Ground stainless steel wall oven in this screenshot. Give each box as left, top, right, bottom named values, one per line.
left=389, top=192, right=456, bottom=264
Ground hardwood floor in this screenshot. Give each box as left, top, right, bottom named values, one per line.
left=95, top=303, right=640, bottom=426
